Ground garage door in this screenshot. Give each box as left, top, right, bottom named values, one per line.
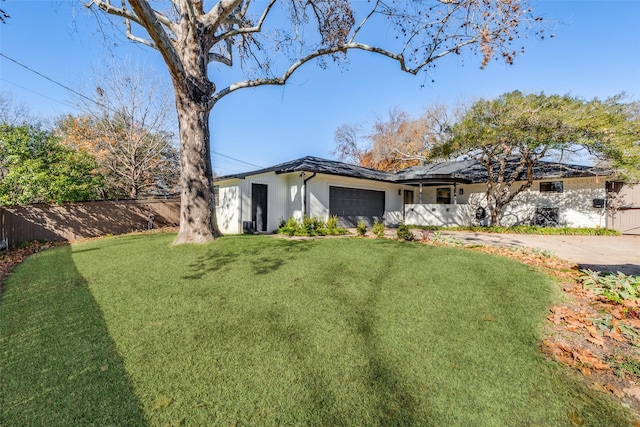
left=329, top=186, right=385, bottom=227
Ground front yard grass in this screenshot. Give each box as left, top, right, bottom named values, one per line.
left=0, top=233, right=635, bottom=426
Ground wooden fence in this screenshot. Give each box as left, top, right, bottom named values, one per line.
left=0, top=199, right=181, bottom=248
left=607, top=183, right=640, bottom=235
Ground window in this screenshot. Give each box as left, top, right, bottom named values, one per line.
left=540, top=181, right=563, bottom=193
left=403, top=190, right=414, bottom=205
left=436, top=188, right=451, bottom=204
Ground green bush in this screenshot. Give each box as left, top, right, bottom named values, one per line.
left=356, top=221, right=367, bottom=237
left=372, top=220, right=385, bottom=238
left=326, top=215, right=339, bottom=231
left=324, top=215, right=349, bottom=235
left=406, top=225, right=620, bottom=236
left=277, top=216, right=349, bottom=237
left=396, top=222, right=413, bottom=241
left=278, top=217, right=300, bottom=236
left=302, top=216, right=325, bottom=235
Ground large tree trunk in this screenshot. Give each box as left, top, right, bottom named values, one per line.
left=492, top=202, right=504, bottom=226
left=173, top=89, right=219, bottom=244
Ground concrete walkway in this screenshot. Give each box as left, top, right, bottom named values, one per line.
left=436, top=231, right=640, bottom=276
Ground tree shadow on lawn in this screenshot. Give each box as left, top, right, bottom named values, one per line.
left=251, top=243, right=422, bottom=425
left=0, top=245, right=147, bottom=426
left=259, top=302, right=420, bottom=426
left=182, top=236, right=312, bottom=280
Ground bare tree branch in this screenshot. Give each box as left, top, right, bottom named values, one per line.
left=212, top=39, right=476, bottom=106
left=203, top=0, right=243, bottom=33
left=210, top=0, right=276, bottom=46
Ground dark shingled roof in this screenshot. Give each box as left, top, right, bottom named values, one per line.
left=395, top=158, right=613, bottom=184
left=216, top=156, right=395, bottom=182
left=216, top=156, right=613, bottom=184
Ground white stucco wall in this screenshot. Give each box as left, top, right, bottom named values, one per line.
left=215, top=172, right=414, bottom=233
left=405, top=204, right=475, bottom=227
left=238, top=172, right=291, bottom=232
left=406, top=177, right=607, bottom=228
left=215, top=173, right=291, bottom=234
left=217, top=173, right=607, bottom=233
left=215, top=182, right=242, bottom=234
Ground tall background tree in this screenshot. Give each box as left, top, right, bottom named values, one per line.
left=86, top=0, right=542, bottom=244
left=0, top=92, right=32, bottom=126
left=435, top=91, right=640, bottom=225
left=0, top=124, right=103, bottom=205
left=56, top=60, right=180, bottom=199
left=334, top=105, right=452, bottom=171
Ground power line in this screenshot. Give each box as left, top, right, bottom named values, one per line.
left=212, top=151, right=263, bottom=169
left=0, top=53, right=262, bottom=171
left=0, top=77, right=79, bottom=111
left=0, top=52, right=100, bottom=107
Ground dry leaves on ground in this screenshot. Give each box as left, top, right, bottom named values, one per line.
left=419, top=237, right=640, bottom=417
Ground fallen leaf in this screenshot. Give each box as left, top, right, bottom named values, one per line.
left=605, top=383, right=625, bottom=398
left=604, top=330, right=627, bottom=342
left=586, top=335, right=607, bottom=349
left=567, top=411, right=584, bottom=426
left=152, top=396, right=172, bottom=411
left=586, top=325, right=600, bottom=337
left=578, top=366, right=591, bottom=376
left=624, top=387, right=640, bottom=401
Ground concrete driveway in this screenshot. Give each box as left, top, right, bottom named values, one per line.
left=437, top=231, right=640, bottom=276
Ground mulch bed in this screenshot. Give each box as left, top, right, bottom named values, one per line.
left=429, top=239, right=640, bottom=418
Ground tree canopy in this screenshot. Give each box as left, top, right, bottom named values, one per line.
left=56, top=114, right=179, bottom=199
left=86, top=0, right=543, bottom=243
left=437, top=91, right=640, bottom=225
left=334, top=105, right=452, bottom=172
left=0, top=124, right=103, bottom=206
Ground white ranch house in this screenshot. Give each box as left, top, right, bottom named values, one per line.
left=214, top=156, right=638, bottom=234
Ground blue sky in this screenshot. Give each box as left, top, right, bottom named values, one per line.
left=1, top=1, right=639, bottom=175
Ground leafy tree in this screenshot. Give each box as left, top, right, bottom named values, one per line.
left=87, top=0, right=542, bottom=244
left=0, top=124, right=103, bottom=205
left=56, top=60, right=180, bottom=199
left=334, top=105, right=452, bottom=171
left=436, top=91, right=640, bottom=226
left=576, top=95, right=640, bottom=183
left=57, top=113, right=179, bottom=199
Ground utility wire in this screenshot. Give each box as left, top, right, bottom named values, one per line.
left=212, top=151, right=263, bottom=169
left=1, top=77, right=79, bottom=111
left=0, top=52, right=100, bottom=107
left=1, top=52, right=262, bottom=170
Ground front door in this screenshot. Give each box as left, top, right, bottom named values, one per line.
left=252, top=183, right=268, bottom=232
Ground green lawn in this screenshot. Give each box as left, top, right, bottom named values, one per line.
left=0, top=233, right=634, bottom=426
